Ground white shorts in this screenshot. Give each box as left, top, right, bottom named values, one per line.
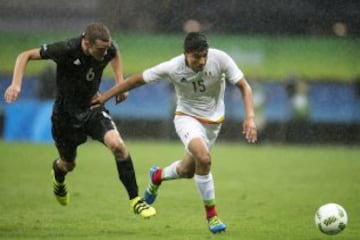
left=174, top=115, right=222, bottom=151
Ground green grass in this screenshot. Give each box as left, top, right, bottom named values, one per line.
left=0, top=140, right=359, bottom=240
left=0, top=31, right=359, bottom=81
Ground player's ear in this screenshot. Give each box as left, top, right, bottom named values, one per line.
left=83, top=39, right=91, bottom=48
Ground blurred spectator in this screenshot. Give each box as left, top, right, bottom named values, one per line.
left=355, top=76, right=360, bottom=98
left=285, top=75, right=309, bottom=120
left=251, top=78, right=266, bottom=131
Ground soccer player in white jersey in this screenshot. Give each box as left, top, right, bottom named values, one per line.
left=92, top=32, right=257, bottom=233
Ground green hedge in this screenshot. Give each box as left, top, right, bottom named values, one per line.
left=1, top=32, right=359, bottom=81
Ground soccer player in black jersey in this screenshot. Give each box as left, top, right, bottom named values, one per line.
left=4, top=22, right=156, bottom=218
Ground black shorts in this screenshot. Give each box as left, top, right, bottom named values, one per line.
left=51, top=106, right=117, bottom=162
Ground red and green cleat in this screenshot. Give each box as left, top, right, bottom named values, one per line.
left=144, top=166, right=162, bottom=204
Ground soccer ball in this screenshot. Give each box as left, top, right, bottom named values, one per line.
left=315, top=203, right=348, bottom=235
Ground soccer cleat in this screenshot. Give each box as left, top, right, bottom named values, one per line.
left=208, top=216, right=226, bottom=233
left=144, top=166, right=161, bottom=204
left=51, top=170, right=69, bottom=206
left=131, top=196, right=156, bottom=219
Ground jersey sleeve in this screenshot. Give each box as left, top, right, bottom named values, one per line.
left=40, top=41, right=68, bottom=62
left=142, top=60, right=172, bottom=83
left=219, top=50, right=244, bottom=84
left=107, top=41, right=118, bottom=59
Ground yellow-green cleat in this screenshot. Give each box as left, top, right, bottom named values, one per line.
left=131, top=196, right=156, bottom=219
left=208, top=216, right=226, bottom=233
left=51, top=170, right=69, bottom=206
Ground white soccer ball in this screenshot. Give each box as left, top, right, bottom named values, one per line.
left=315, top=203, right=348, bottom=235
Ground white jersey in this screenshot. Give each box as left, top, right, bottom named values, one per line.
left=142, top=48, right=244, bottom=123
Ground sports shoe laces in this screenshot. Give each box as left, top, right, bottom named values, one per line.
left=209, top=216, right=222, bottom=226
left=54, top=182, right=67, bottom=197
left=148, top=183, right=159, bottom=194
left=133, top=199, right=151, bottom=214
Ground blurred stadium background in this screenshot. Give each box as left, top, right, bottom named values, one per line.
left=0, top=0, right=359, bottom=144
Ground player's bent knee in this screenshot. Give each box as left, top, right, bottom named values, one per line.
left=58, top=160, right=76, bottom=172
left=107, top=140, right=128, bottom=159
left=194, top=153, right=212, bottom=174
left=64, top=161, right=76, bottom=172
left=195, top=152, right=211, bottom=166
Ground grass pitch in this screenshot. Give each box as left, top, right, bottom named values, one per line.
left=0, top=140, right=359, bottom=240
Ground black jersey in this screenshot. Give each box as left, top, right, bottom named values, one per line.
left=40, top=35, right=117, bottom=113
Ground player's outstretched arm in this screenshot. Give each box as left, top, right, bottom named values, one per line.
left=4, top=48, right=42, bottom=103
left=110, top=52, right=128, bottom=104
left=91, top=73, right=146, bottom=107
left=236, top=77, right=257, bottom=143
